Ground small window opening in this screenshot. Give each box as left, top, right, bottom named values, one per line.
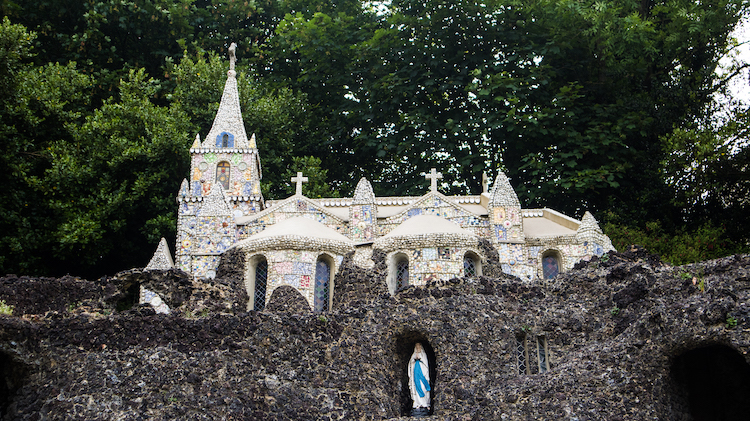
left=517, top=334, right=550, bottom=375
left=221, top=134, right=229, bottom=148
left=396, top=258, right=409, bottom=290
left=216, top=161, right=230, bottom=190
left=463, top=253, right=479, bottom=277
left=254, top=258, right=267, bottom=311
left=314, top=258, right=331, bottom=312
left=542, top=253, right=560, bottom=279
left=537, top=336, right=550, bottom=373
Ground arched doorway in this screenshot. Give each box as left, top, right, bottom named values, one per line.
left=671, top=344, right=750, bottom=420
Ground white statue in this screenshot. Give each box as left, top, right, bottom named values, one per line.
left=408, top=343, right=431, bottom=416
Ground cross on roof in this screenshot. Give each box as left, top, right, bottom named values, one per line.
left=291, top=171, right=308, bottom=196
left=425, top=168, right=443, bottom=193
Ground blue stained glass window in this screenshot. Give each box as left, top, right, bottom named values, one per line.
left=254, top=259, right=267, bottom=311
left=543, top=255, right=559, bottom=279
left=314, top=259, right=330, bottom=312
left=216, top=132, right=234, bottom=148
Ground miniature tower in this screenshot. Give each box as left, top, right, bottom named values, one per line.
left=175, top=43, right=264, bottom=277
left=487, top=171, right=525, bottom=243
left=349, top=177, right=377, bottom=242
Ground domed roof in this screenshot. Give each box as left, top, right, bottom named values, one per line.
left=236, top=216, right=353, bottom=254
left=374, top=215, right=478, bottom=250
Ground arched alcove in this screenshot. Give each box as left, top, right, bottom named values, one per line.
left=395, top=331, right=436, bottom=417
left=671, top=344, right=750, bottom=420
left=0, top=352, right=28, bottom=417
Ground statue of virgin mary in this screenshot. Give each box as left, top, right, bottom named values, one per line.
left=408, top=343, right=431, bottom=416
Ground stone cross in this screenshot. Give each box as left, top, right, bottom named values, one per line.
left=482, top=171, right=489, bottom=194
left=291, top=171, right=308, bottom=196
left=425, top=168, right=442, bottom=193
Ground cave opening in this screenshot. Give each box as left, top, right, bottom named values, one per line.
left=0, top=351, right=28, bottom=417
left=671, top=344, right=750, bottom=420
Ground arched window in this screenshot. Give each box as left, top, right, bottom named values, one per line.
left=314, top=258, right=331, bottom=312
left=253, top=258, right=267, bottom=311
left=542, top=253, right=560, bottom=279
left=463, top=252, right=480, bottom=277
left=216, top=161, right=230, bottom=189
left=215, top=132, right=234, bottom=147
left=396, top=257, right=409, bottom=290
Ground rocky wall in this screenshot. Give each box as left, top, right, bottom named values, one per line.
left=0, top=248, right=749, bottom=420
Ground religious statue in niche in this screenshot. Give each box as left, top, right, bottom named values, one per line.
left=408, top=342, right=431, bottom=416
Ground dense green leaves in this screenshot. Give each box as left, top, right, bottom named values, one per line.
left=1, top=0, right=749, bottom=276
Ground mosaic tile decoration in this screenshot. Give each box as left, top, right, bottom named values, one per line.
left=139, top=287, right=171, bottom=314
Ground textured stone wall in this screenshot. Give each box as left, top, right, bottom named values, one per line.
left=0, top=249, right=749, bottom=420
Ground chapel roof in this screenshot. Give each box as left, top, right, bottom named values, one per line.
left=373, top=214, right=479, bottom=250
left=235, top=216, right=354, bottom=254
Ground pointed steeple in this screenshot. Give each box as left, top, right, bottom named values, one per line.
left=576, top=211, right=615, bottom=255
left=576, top=211, right=603, bottom=239
left=352, top=177, right=376, bottom=204
left=489, top=172, right=521, bottom=207
left=145, top=238, right=175, bottom=270
left=201, top=184, right=231, bottom=217
left=350, top=177, right=377, bottom=242
left=202, top=43, right=250, bottom=149
left=177, top=179, right=189, bottom=200
left=488, top=171, right=524, bottom=243
left=191, top=133, right=201, bottom=149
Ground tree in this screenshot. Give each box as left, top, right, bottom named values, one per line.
left=41, top=69, right=192, bottom=277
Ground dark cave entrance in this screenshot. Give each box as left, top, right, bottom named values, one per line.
left=671, top=344, right=750, bottom=420
left=0, top=351, right=28, bottom=417
left=395, top=331, right=436, bottom=417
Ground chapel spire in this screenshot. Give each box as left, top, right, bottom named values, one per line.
left=202, top=42, right=251, bottom=149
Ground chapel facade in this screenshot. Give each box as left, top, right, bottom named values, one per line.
left=163, top=49, right=614, bottom=312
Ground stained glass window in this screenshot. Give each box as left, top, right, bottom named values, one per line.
left=254, top=259, right=267, bottom=311
left=216, top=132, right=234, bottom=147
left=216, top=162, right=230, bottom=189
left=542, top=255, right=559, bottom=279
left=464, top=255, right=477, bottom=277
left=396, top=258, right=409, bottom=290
left=314, top=259, right=331, bottom=312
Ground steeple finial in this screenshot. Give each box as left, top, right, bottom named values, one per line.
left=229, top=42, right=237, bottom=71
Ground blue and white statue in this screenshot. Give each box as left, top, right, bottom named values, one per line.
left=408, top=343, right=431, bottom=416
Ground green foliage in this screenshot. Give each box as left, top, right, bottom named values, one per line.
left=610, top=306, right=620, bottom=317
left=726, top=316, right=738, bottom=329
left=604, top=217, right=741, bottom=265
left=0, top=299, right=14, bottom=316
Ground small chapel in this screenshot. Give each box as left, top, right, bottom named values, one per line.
left=147, top=46, right=614, bottom=313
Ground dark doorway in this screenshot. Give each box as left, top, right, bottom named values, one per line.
left=0, top=352, right=28, bottom=417
left=672, top=345, right=750, bottom=420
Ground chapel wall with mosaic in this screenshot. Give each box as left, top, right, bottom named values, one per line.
left=244, top=250, right=345, bottom=311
